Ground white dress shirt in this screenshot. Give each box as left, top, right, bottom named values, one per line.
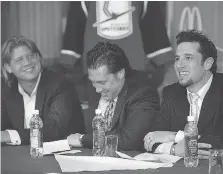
left=6, top=74, right=41, bottom=145
left=155, top=74, right=213, bottom=154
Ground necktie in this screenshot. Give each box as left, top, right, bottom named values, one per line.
left=188, top=92, right=199, bottom=123
left=104, top=100, right=115, bottom=132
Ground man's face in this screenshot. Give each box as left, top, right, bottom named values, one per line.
left=174, top=42, right=208, bottom=88
left=5, top=46, right=41, bottom=83
left=88, top=65, right=125, bottom=101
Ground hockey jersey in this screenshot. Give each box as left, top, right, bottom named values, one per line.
left=61, top=1, right=173, bottom=73
left=167, top=1, right=223, bottom=73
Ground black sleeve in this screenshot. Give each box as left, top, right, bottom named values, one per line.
left=40, top=80, right=85, bottom=143
left=140, top=2, right=173, bottom=66
left=154, top=86, right=172, bottom=130
left=62, top=1, right=87, bottom=55
left=1, top=93, right=13, bottom=131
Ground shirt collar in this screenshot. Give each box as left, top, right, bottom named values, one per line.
left=18, top=73, right=42, bottom=97
left=101, top=97, right=118, bottom=104
left=187, top=74, right=213, bottom=101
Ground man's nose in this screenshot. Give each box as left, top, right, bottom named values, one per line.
left=95, top=87, right=103, bottom=93
left=176, top=59, right=186, bottom=68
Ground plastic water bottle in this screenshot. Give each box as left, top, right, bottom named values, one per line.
left=30, top=110, right=43, bottom=158
left=92, top=109, right=106, bottom=156
left=184, top=116, right=199, bottom=167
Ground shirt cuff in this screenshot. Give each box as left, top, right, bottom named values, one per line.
left=5, top=129, right=21, bottom=145
left=154, top=142, right=174, bottom=154
left=174, top=130, right=185, bottom=143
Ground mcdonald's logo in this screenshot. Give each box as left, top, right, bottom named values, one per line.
left=179, top=6, right=203, bottom=31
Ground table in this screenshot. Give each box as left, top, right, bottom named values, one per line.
left=1, top=145, right=209, bottom=174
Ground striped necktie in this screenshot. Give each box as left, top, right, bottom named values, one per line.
left=104, top=100, right=115, bottom=132
left=188, top=92, right=199, bottom=123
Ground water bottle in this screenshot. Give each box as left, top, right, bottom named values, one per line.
left=184, top=116, right=199, bottom=167
left=92, top=109, right=106, bottom=156
left=30, top=110, right=43, bottom=158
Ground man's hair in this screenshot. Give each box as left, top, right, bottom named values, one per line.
left=1, top=36, right=42, bottom=87
left=176, top=29, right=217, bottom=73
left=87, top=42, right=131, bottom=76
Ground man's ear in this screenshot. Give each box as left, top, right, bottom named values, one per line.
left=204, top=57, right=214, bottom=71
left=4, top=64, right=12, bottom=73
left=117, top=69, right=125, bottom=79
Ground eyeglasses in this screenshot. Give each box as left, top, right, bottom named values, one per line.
left=12, top=53, right=38, bottom=64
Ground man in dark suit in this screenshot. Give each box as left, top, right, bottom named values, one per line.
left=67, top=42, right=160, bottom=151
left=1, top=36, right=85, bottom=145
left=144, top=30, right=223, bottom=159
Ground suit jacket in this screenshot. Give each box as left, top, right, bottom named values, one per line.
left=155, top=73, right=223, bottom=148
left=82, top=70, right=160, bottom=151
left=1, top=69, right=85, bottom=145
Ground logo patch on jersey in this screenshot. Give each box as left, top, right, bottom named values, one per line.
left=94, top=1, right=135, bottom=40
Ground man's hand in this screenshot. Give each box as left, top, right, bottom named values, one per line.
left=1, top=131, right=11, bottom=143
left=175, top=139, right=212, bottom=159
left=67, top=133, right=82, bottom=147
left=144, top=131, right=177, bottom=151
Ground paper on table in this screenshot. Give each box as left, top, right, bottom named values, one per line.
left=56, top=149, right=81, bottom=155
left=43, top=140, right=70, bottom=155
left=55, top=155, right=173, bottom=172
left=133, top=153, right=182, bottom=163
left=115, top=151, right=134, bottom=160
left=116, top=151, right=181, bottom=163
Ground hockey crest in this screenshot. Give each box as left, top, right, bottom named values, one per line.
left=94, top=1, right=135, bottom=40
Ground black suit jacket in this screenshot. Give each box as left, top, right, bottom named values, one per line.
left=82, top=70, right=160, bottom=151
left=1, top=69, right=85, bottom=145
left=155, top=73, right=223, bottom=148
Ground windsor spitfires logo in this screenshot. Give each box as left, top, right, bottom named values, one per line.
left=94, top=1, right=135, bottom=40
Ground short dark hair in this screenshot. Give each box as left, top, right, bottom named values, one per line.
left=86, top=42, right=131, bottom=76
left=1, top=36, right=42, bottom=87
left=176, top=29, right=217, bottom=73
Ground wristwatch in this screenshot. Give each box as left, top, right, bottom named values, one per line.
left=79, top=134, right=84, bottom=147
left=170, top=143, right=177, bottom=156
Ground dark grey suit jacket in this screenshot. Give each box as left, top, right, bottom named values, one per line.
left=1, top=69, right=85, bottom=145
left=82, top=70, right=160, bottom=151
left=155, top=73, right=223, bottom=148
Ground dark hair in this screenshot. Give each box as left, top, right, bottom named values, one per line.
left=1, top=36, right=42, bottom=87
left=86, top=42, right=131, bottom=76
left=176, top=29, right=217, bottom=73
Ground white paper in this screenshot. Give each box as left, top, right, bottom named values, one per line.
left=133, top=153, right=182, bottom=163
left=56, top=149, right=81, bottom=155
left=43, top=140, right=70, bottom=155
left=115, top=151, right=134, bottom=160
left=55, top=155, right=173, bottom=172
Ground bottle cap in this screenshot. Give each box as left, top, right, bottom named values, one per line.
left=33, top=110, right=39, bottom=115
left=187, top=116, right=195, bottom=121
left=95, top=109, right=102, bottom=114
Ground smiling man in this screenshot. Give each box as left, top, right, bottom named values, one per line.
left=1, top=36, right=85, bottom=145
left=144, top=30, right=223, bottom=159
left=67, top=42, right=160, bottom=151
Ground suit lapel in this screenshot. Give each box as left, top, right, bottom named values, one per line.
left=35, top=69, right=48, bottom=120
left=111, top=83, right=128, bottom=129
left=198, top=75, right=220, bottom=132
left=174, top=86, right=190, bottom=125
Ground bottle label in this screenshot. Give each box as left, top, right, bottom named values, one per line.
left=30, top=129, right=40, bottom=148
left=185, top=135, right=198, bottom=157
